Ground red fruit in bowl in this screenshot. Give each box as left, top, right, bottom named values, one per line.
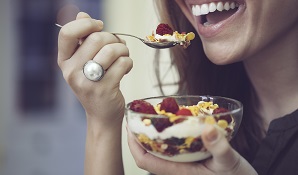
left=156, top=23, right=174, bottom=36
left=151, top=118, right=173, bottom=132
left=188, top=138, right=203, bottom=152
left=173, top=108, right=192, bottom=124
left=164, top=137, right=185, bottom=146
left=130, top=100, right=157, bottom=114
left=176, top=108, right=192, bottom=116
left=160, top=97, right=179, bottom=114
left=212, top=107, right=232, bottom=123
left=213, top=107, right=229, bottom=114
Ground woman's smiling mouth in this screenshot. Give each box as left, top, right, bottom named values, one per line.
left=186, top=1, right=245, bottom=38
left=192, top=2, right=239, bottom=26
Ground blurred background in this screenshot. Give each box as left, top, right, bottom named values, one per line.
left=0, top=0, right=178, bottom=175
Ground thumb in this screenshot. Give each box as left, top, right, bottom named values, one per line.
left=76, top=12, right=91, bottom=20
left=202, top=125, right=240, bottom=171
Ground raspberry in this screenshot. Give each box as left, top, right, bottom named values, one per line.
left=164, top=145, right=179, bottom=156
left=164, top=137, right=185, bottom=146
left=176, top=108, right=193, bottom=116
left=160, top=97, right=179, bottom=114
left=130, top=100, right=157, bottom=114
left=213, top=107, right=232, bottom=123
left=156, top=23, right=174, bottom=36
left=213, top=107, right=229, bottom=114
left=151, top=118, right=173, bottom=132
left=188, top=138, right=203, bottom=152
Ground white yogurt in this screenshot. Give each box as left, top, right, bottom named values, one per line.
left=128, top=115, right=227, bottom=140
left=127, top=114, right=233, bottom=162
left=155, top=34, right=178, bottom=42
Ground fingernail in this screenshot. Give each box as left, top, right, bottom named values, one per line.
left=96, top=20, right=104, bottom=27
left=205, top=125, right=219, bottom=143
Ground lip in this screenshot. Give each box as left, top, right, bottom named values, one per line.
left=185, top=0, right=246, bottom=38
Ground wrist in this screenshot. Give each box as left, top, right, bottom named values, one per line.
left=86, top=113, right=123, bottom=136
left=84, top=114, right=124, bottom=175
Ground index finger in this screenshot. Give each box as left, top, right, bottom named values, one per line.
left=57, top=18, right=104, bottom=64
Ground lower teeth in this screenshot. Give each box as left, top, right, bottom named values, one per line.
left=203, top=22, right=211, bottom=26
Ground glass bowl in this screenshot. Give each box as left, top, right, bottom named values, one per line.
left=125, top=95, right=243, bottom=162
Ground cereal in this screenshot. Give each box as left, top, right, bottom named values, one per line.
left=205, top=116, right=217, bottom=124
left=218, top=120, right=229, bottom=129
left=146, top=23, right=196, bottom=49
left=142, top=118, right=152, bottom=126
left=129, top=97, right=235, bottom=158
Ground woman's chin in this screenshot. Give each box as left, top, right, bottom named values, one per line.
left=205, top=53, right=236, bottom=65
left=203, top=46, right=243, bottom=65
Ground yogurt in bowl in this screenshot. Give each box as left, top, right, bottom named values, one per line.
left=125, top=95, right=243, bottom=162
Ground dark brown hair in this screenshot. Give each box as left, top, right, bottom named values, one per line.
left=153, top=0, right=264, bottom=163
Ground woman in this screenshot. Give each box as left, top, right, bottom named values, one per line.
left=57, top=0, right=298, bottom=174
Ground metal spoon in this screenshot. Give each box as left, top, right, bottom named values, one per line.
left=111, top=33, right=180, bottom=49
left=55, top=24, right=180, bottom=49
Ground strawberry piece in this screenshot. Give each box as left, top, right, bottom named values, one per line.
left=212, top=107, right=232, bottom=123
left=173, top=118, right=186, bottom=124
left=130, top=100, right=157, bottom=114
left=160, top=97, right=179, bottom=114
left=176, top=108, right=192, bottom=116
left=156, top=23, right=174, bottom=36
left=151, top=118, right=173, bottom=132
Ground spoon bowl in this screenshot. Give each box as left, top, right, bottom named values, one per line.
left=111, top=33, right=179, bottom=49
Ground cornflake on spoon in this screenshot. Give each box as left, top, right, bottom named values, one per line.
left=146, top=23, right=196, bottom=49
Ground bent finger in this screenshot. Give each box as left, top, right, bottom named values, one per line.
left=66, top=32, right=124, bottom=70
left=93, top=43, right=129, bottom=70
left=75, top=12, right=93, bottom=44
left=57, top=18, right=103, bottom=65
left=102, top=56, right=133, bottom=86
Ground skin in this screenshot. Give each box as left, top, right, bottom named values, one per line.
left=176, top=0, right=298, bottom=65
left=57, top=0, right=298, bottom=172
left=58, top=12, right=132, bottom=175
left=175, top=0, right=298, bottom=129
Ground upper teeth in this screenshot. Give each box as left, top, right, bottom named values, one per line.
left=192, top=2, right=238, bottom=16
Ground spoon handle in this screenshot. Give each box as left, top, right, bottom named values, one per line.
left=55, top=23, right=63, bottom=28
left=56, top=24, right=145, bottom=42
left=111, top=33, right=145, bottom=42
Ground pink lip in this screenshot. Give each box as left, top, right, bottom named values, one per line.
left=185, top=1, right=246, bottom=38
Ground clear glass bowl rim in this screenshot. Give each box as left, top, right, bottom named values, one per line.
left=125, top=95, right=243, bottom=118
